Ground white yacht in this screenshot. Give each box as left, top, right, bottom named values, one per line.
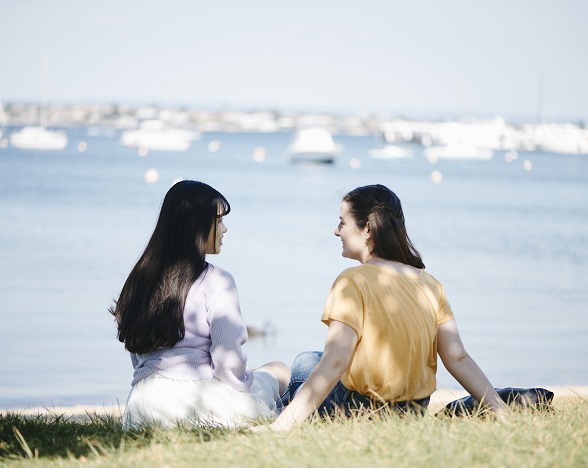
left=368, top=144, right=412, bottom=159
left=121, top=120, right=199, bottom=152
left=533, top=124, right=588, bottom=155
left=10, top=126, right=68, bottom=151
left=286, top=127, right=341, bottom=164
left=425, top=143, right=494, bottom=161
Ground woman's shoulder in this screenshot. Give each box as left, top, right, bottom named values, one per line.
left=185, top=264, right=240, bottom=312
left=418, top=269, right=447, bottom=295
left=337, top=265, right=365, bottom=278
left=202, top=263, right=237, bottom=288
left=344, top=264, right=443, bottom=287
left=420, top=269, right=441, bottom=284
left=332, top=265, right=373, bottom=286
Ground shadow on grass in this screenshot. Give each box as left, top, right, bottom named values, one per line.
left=0, top=412, right=234, bottom=461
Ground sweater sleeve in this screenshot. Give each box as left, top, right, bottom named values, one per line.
left=207, top=268, right=253, bottom=392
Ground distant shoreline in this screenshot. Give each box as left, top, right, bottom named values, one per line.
left=3, top=386, right=587, bottom=419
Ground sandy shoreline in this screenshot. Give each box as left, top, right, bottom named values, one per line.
left=2, top=386, right=587, bottom=419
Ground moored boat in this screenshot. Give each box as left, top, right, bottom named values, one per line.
left=286, top=127, right=341, bottom=164
left=121, top=120, right=199, bottom=151
left=369, top=144, right=412, bottom=159
left=425, top=143, right=494, bottom=161
left=10, top=126, right=68, bottom=151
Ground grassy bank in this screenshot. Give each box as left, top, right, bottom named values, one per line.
left=1, top=397, right=587, bottom=467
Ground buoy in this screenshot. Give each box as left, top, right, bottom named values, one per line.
left=208, top=140, right=221, bottom=153
left=431, top=170, right=443, bottom=184
left=349, top=158, right=361, bottom=169
left=504, top=150, right=518, bottom=162
left=78, top=141, right=88, bottom=152
left=253, top=147, right=266, bottom=162
left=144, top=168, right=160, bottom=184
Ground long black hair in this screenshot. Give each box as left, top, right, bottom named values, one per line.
left=110, top=180, right=230, bottom=354
left=343, top=184, right=425, bottom=269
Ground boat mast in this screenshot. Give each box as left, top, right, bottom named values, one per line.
left=0, top=99, right=7, bottom=129
left=40, top=55, right=49, bottom=129
left=536, top=75, right=544, bottom=125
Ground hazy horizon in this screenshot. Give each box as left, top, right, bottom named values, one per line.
left=2, top=1, right=587, bottom=122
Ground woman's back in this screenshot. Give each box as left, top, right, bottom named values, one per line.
left=322, top=264, right=454, bottom=401
left=130, top=264, right=252, bottom=391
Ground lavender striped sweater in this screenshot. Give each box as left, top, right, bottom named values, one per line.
left=129, top=263, right=254, bottom=392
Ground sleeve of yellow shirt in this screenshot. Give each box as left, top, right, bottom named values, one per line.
left=321, top=270, right=364, bottom=340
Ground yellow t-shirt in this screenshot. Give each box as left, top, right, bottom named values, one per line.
left=321, top=264, right=455, bottom=402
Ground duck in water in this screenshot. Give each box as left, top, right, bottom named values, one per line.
left=246, top=320, right=278, bottom=339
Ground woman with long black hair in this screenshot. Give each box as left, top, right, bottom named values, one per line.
left=111, top=180, right=289, bottom=428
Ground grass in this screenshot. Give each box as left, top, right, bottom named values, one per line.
left=1, top=397, right=587, bottom=467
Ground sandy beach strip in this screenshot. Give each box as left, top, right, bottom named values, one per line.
left=2, top=386, right=587, bottom=419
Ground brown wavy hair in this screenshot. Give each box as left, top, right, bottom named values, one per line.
left=343, top=184, right=425, bottom=269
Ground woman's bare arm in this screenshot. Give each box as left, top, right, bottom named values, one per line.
left=437, top=319, right=508, bottom=417
left=263, top=320, right=358, bottom=431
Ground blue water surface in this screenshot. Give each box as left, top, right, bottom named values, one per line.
left=1, top=129, right=587, bottom=409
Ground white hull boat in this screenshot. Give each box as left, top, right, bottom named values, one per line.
left=9, top=58, right=68, bottom=151
left=369, top=144, right=412, bottom=159
left=425, top=143, right=494, bottom=161
left=286, top=127, right=341, bottom=164
left=121, top=120, right=199, bottom=152
left=10, top=126, right=68, bottom=151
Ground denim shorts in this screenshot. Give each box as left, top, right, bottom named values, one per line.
left=281, top=351, right=430, bottom=417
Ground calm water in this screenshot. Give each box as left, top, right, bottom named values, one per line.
left=1, top=129, right=587, bottom=409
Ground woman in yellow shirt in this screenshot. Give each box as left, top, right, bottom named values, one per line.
left=256, top=184, right=506, bottom=431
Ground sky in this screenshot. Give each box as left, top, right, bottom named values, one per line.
left=1, top=0, right=587, bottom=121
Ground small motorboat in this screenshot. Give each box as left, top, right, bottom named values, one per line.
left=286, top=127, right=341, bottom=164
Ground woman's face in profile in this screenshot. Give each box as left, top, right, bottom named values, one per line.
left=206, top=209, right=227, bottom=255
left=334, top=201, right=368, bottom=262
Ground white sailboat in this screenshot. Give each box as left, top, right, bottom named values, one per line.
left=0, top=100, right=6, bottom=143
left=9, top=56, right=68, bottom=151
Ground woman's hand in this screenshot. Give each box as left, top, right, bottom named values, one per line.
left=249, top=424, right=270, bottom=433
left=249, top=421, right=292, bottom=432
left=262, top=321, right=358, bottom=431
left=437, top=319, right=509, bottom=416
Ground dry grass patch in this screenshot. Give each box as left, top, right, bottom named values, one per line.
left=1, top=397, right=586, bottom=467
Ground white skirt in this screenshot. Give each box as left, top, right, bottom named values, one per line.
left=122, top=369, right=280, bottom=429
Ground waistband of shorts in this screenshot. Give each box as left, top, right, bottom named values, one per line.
left=338, top=383, right=430, bottom=413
